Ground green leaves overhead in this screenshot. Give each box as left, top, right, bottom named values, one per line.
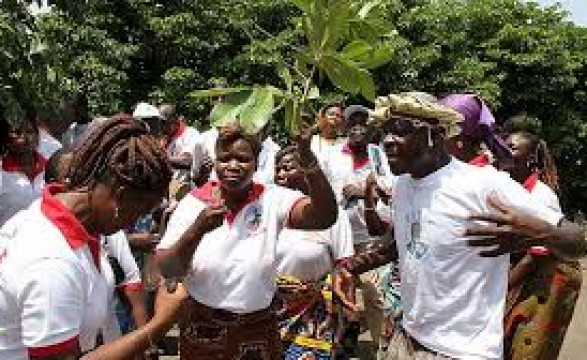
left=192, top=86, right=276, bottom=135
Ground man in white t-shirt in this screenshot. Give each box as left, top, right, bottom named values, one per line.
left=158, top=104, right=209, bottom=184
left=358, top=93, right=586, bottom=360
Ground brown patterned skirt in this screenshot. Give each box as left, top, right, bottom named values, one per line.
left=505, top=257, right=582, bottom=360
left=178, top=298, right=283, bottom=360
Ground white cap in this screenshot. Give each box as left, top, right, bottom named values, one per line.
left=133, top=102, right=162, bottom=119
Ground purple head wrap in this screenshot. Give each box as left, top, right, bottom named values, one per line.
left=439, top=94, right=512, bottom=161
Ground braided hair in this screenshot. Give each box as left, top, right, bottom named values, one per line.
left=519, top=131, right=559, bottom=194
left=66, top=114, right=172, bottom=194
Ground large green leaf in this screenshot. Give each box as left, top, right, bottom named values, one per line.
left=355, top=68, right=376, bottom=101
left=319, top=53, right=360, bottom=94
left=189, top=87, right=250, bottom=99
left=319, top=53, right=376, bottom=101
left=208, top=86, right=277, bottom=135
left=360, top=45, right=396, bottom=69
left=209, top=90, right=252, bottom=127
left=239, top=86, right=275, bottom=135
left=341, top=40, right=372, bottom=60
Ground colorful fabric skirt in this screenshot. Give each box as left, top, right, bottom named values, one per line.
left=276, top=274, right=345, bottom=360
left=178, top=298, right=282, bottom=360
left=505, top=257, right=582, bottom=360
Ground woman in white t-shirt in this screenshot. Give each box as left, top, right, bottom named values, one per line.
left=273, top=145, right=355, bottom=359
left=0, top=116, right=185, bottom=360
left=0, top=115, right=47, bottom=227
left=156, top=124, right=339, bottom=359
left=502, top=131, right=582, bottom=360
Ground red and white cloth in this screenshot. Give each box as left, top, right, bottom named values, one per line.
left=158, top=181, right=306, bottom=313
left=0, top=152, right=47, bottom=227
left=0, top=185, right=108, bottom=359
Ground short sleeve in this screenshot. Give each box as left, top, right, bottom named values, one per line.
left=157, top=194, right=205, bottom=250
left=531, top=181, right=562, bottom=214
left=489, top=172, right=563, bottom=226
left=329, top=209, right=355, bottom=260
left=272, top=185, right=307, bottom=226
left=19, top=258, right=84, bottom=355
left=105, top=231, right=142, bottom=289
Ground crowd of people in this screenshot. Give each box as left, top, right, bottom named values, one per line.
left=0, top=91, right=585, bottom=360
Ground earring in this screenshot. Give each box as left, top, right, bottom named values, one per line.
left=427, top=127, right=433, bottom=148
left=114, top=207, right=119, bottom=219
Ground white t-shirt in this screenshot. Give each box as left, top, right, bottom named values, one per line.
left=391, top=158, right=562, bottom=360
left=158, top=182, right=305, bottom=313
left=253, top=137, right=281, bottom=185
left=167, top=124, right=202, bottom=181
left=0, top=186, right=108, bottom=359
left=276, top=207, right=354, bottom=281
left=37, top=128, right=62, bottom=158
left=201, top=127, right=219, bottom=161
left=99, top=231, right=142, bottom=343
left=322, top=143, right=373, bottom=244
left=310, top=135, right=345, bottom=172
left=530, top=180, right=561, bottom=213
left=526, top=177, right=561, bottom=256
left=0, top=154, right=46, bottom=227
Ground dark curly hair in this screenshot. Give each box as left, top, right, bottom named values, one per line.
left=66, top=114, right=172, bottom=194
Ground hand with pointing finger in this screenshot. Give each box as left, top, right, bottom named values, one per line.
left=466, top=193, right=558, bottom=257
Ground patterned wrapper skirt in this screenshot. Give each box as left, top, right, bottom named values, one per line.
left=505, top=257, right=582, bottom=360
left=178, top=298, right=283, bottom=360
left=276, top=274, right=345, bottom=360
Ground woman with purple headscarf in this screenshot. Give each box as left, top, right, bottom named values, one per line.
left=440, top=94, right=512, bottom=166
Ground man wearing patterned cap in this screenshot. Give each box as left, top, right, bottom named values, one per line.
left=346, top=93, right=586, bottom=359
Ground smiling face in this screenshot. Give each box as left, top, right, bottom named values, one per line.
left=318, top=105, right=343, bottom=138
left=215, top=138, right=257, bottom=192
left=274, top=152, right=305, bottom=191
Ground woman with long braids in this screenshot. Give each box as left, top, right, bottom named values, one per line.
left=502, top=131, right=582, bottom=360
left=156, top=123, right=339, bottom=359
left=0, top=115, right=186, bottom=360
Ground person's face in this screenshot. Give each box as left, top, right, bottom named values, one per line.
left=92, top=184, right=163, bottom=235
left=380, top=117, right=430, bottom=175
left=215, top=138, right=256, bottom=192
left=7, top=120, right=38, bottom=155
left=346, top=115, right=368, bottom=147
left=274, top=153, right=305, bottom=190
left=319, top=106, right=343, bottom=134
left=505, top=133, right=533, bottom=171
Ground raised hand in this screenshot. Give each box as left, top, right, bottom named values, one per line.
left=343, top=183, right=365, bottom=203
left=294, top=120, right=318, bottom=167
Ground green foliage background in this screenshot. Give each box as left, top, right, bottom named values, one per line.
left=2, top=0, right=586, bottom=213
